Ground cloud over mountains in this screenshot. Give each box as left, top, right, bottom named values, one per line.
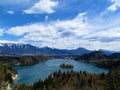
left=0, top=0, right=120, bottom=51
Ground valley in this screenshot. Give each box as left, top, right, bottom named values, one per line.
left=0, top=43, right=120, bottom=90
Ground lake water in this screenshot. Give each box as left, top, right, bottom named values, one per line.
left=13, top=59, right=109, bottom=84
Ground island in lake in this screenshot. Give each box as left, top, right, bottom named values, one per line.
left=60, top=61, right=74, bottom=68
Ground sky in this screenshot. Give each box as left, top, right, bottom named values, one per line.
left=0, top=0, right=120, bottom=51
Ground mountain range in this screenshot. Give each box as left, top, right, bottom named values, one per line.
left=0, top=42, right=119, bottom=56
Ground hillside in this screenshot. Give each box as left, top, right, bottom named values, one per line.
left=75, top=51, right=120, bottom=69
left=0, top=55, right=48, bottom=66
left=75, top=51, right=107, bottom=61
left=0, top=64, right=17, bottom=90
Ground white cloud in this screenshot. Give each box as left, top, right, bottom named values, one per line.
left=83, top=40, right=120, bottom=51
left=107, top=0, right=120, bottom=11
left=6, top=12, right=93, bottom=48
left=100, top=0, right=120, bottom=16
left=45, top=15, right=49, bottom=22
left=84, top=27, right=120, bottom=39
left=0, top=0, right=40, bottom=11
left=7, top=10, right=15, bottom=15
left=0, top=40, right=18, bottom=44
left=7, top=12, right=90, bottom=37
left=23, top=0, right=58, bottom=14
left=0, top=29, right=4, bottom=36
left=6, top=12, right=120, bottom=51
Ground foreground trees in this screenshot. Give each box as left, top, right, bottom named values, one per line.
left=0, top=64, right=16, bottom=90
left=0, top=66, right=120, bottom=90
left=14, top=69, right=120, bottom=90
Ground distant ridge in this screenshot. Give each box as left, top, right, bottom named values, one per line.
left=0, top=42, right=91, bottom=56
left=0, top=42, right=119, bottom=56
left=99, top=49, right=120, bottom=55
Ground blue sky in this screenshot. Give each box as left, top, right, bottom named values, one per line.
left=0, top=0, right=120, bottom=51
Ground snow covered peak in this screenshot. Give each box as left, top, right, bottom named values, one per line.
left=0, top=41, right=27, bottom=48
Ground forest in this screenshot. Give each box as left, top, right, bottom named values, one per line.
left=13, top=70, right=120, bottom=90
left=75, top=51, right=120, bottom=69
left=0, top=55, right=48, bottom=66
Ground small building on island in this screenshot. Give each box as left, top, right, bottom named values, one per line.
left=60, top=61, right=74, bottom=68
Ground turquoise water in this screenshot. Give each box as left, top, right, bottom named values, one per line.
left=13, top=59, right=109, bottom=84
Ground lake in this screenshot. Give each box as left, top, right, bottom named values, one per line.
left=13, top=59, right=109, bottom=84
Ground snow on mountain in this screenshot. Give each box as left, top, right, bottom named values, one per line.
left=0, top=42, right=91, bottom=56
left=0, top=42, right=119, bottom=56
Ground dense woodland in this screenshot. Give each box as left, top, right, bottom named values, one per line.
left=75, top=51, right=120, bottom=69
left=14, top=70, right=120, bottom=90
left=0, top=55, right=48, bottom=66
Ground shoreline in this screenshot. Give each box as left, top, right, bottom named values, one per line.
left=12, top=74, right=18, bottom=80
